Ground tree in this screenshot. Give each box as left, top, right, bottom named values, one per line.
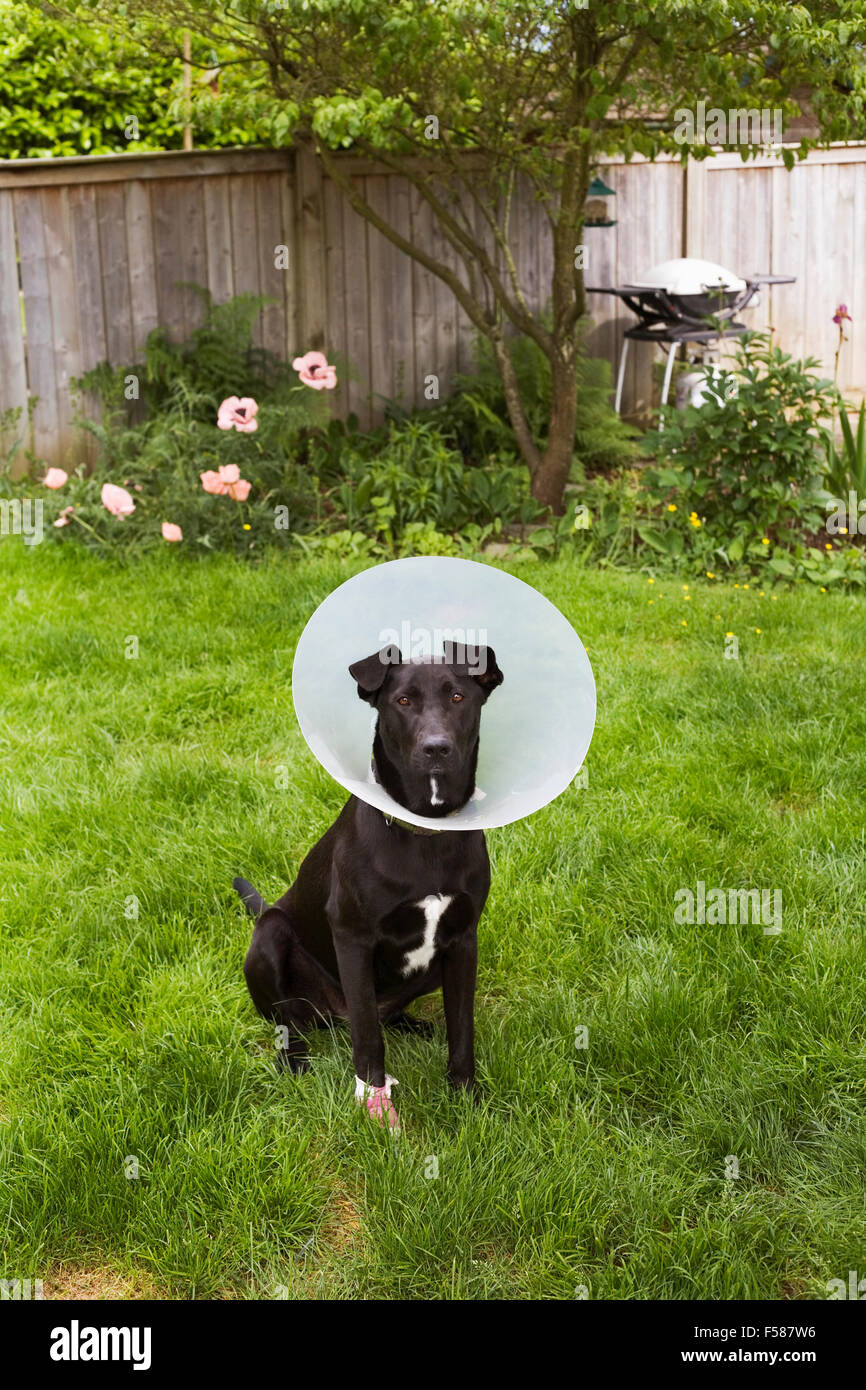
left=1, top=1, right=258, bottom=156
left=83, top=0, right=865, bottom=512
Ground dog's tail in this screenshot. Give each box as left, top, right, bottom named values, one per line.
left=233, top=876, right=268, bottom=918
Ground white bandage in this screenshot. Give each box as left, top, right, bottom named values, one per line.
left=354, top=1074, right=398, bottom=1102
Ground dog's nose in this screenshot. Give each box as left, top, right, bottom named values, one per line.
left=423, top=738, right=452, bottom=761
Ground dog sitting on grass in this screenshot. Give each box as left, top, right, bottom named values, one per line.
left=235, top=642, right=502, bottom=1129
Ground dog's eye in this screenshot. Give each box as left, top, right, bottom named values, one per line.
left=451, top=692, right=464, bottom=703
left=397, top=696, right=410, bottom=706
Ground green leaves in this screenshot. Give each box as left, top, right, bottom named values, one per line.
left=330, top=415, right=538, bottom=545
left=270, top=108, right=296, bottom=147
left=636, top=523, right=683, bottom=557
left=640, top=331, right=845, bottom=575
left=0, top=1, right=257, bottom=157
left=821, top=400, right=866, bottom=499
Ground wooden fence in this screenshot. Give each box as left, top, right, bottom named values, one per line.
left=0, top=142, right=863, bottom=467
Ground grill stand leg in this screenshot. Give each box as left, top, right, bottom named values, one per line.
left=614, top=336, right=630, bottom=415
left=658, top=342, right=678, bottom=432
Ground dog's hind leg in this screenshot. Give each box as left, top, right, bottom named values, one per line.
left=243, top=906, right=331, bottom=1074
left=383, top=1010, right=435, bottom=1038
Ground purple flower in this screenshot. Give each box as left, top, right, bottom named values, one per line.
left=833, top=303, right=852, bottom=325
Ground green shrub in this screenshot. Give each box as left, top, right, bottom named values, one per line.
left=0, top=2, right=256, bottom=158
left=35, top=292, right=329, bottom=555
left=326, top=416, right=541, bottom=547
left=525, top=470, right=866, bottom=588
left=13, top=288, right=863, bottom=585
left=20, top=291, right=542, bottom=558
left=642, top=333, right=836, bottom=565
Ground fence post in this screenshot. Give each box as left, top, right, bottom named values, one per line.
left=0, top=191, right=29, bottom=475
left=295, top=145, right=328, bottom=352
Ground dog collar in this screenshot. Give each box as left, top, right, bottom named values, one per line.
left=370, top=756, right=444, bottom=835
left=383, top=813, right=441, bottom=836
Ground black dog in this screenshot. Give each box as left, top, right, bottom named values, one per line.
left=235, top=642, right=503, bottom=1097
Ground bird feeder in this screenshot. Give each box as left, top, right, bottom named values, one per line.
left=584, top=175, right=617, bottom=227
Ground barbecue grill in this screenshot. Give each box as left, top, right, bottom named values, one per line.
left=587, top=258, right=796, bottom=419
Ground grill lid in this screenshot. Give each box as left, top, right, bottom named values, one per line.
left=626, top=258, right=747, bottom=296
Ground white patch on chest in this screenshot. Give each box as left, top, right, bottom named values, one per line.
left=402, top=893, right=453, bottom=976
left=429, top=777, right=443, bottom=806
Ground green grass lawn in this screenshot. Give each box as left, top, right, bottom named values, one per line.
left=1, top=542, right=865, bottom=1301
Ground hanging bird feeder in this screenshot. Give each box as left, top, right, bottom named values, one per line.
left=584, top=175, right=617, bottom=228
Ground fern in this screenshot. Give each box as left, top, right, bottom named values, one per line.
left=76, top=286, right=298, bottom=423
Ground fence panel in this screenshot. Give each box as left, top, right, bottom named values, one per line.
left=687, top=146, right=864, bottom=392
left=0, top=143, right=862, bottom=467
left=0, top=150, right=293, bottom=466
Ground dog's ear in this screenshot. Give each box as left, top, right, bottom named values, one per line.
left=348, top=645, right=402, bottom=705
left=443, top=642, right=504, bottom=702
left=470, top=645, right=503, bottom=701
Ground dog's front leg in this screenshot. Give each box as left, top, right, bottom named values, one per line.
left=332, top=931, right=387, bottom=1088
left=441, top=928, right=477, bottom=1092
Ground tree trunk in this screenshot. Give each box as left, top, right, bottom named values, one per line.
left=490, top=331, right=579, bottom=514
left=489, top=331, right=542, bottom=477
left=532, top=351, right=578, bottom=514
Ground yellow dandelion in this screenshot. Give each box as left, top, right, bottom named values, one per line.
left=667, top=503, right=677, bottom=512
left=706, top=571, right=715, bottom=578
left=734, top=583, right=740, bottom=589
left=820, top=586, right=827, bottom=592
left=755, top=628, right=762, bottom=634
left=684, top=594, right=691, bottom=600
left=242, top=523, right=251, bottom=531
left=841, top=527, right=849, bottom=535
left=771, top=595, right=778, bottom=601
left=648, top=577, right=655, bottom=584
left=743, top=584, right=750, bottom=589
left=825, top=543, right=833, bottom=550
left=761, top=538, right=770, bottom=546
left=681, top=620, right=687, bottom=626
left=725, top=631, right=734, bottom=637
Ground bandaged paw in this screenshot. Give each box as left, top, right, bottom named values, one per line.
left=355, top=1074, right=401, bottom=1132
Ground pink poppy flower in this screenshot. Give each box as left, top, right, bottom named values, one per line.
left=200, top=464, right=250, bottom=500
left=200, top=469, right=223, bottom=495
left=292, top=350, right=337, bottom=390
left=217, top=396, right=259, bottom=432
left=54, top=506, right=75, bottom=528
left=161, top=522, right=183, bottom=542
left=43, top=468, right=68, bottom=489
left=101, top=483, right=136, bottom=517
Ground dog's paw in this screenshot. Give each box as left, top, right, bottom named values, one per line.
left=276, top=1049, right=310, bottom=1075
left=447, top=1072, right=481, bottom=1104
left=355, top=1075, right=401, bottom=1133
